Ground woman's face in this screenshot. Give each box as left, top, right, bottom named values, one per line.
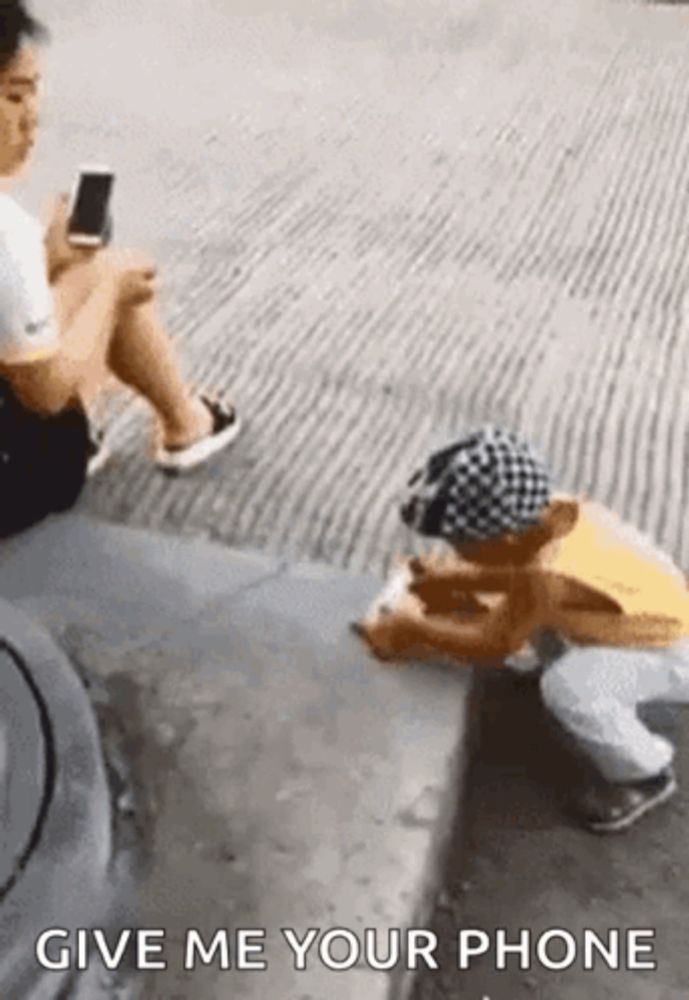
left=0, top=46, right=41, bottom=177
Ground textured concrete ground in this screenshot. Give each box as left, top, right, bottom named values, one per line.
left=0, top=514, right=470, bottom=1000
left=21, top=0, right=689, bottom=575
left=0, top=600, right=123, bottom=1000
left=413, top=670, right=689, bottom=1000
left=12, top=1, right=689, bottom=998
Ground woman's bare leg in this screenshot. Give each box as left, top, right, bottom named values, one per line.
left=107, top=298, right=211, bottom=449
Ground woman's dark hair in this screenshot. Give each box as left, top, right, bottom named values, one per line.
left=0, top=1, right=47, bottom=74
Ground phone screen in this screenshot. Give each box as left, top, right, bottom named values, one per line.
left=68, top=172, right=114, bottom=238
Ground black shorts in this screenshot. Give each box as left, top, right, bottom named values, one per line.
left=0, top=381, right=90, bottom=538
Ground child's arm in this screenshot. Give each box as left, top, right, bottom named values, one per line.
left=406, top=596, right=539, bottom=664
left=361, top=567, right=546, bottom=665
left=409, top=557, right=518, bottom=617
left=409, top=556, right=516, bottom=596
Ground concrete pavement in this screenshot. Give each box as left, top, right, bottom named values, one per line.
left=413, top=667, right=689, bottom=1000
left=0, top=600, right=124, bottom=1000
left=20, top=0, right=689, bottom=575
left=0, top=513, right=471, bottom=1000
left=5, top=0, right=689, bottom=997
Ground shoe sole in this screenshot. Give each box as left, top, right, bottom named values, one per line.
left=588, top=776, right=677, bottom=834
left=156, top=417, right=242, bottom=474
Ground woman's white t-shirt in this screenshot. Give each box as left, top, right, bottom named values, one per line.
left=0, top=194, right=58, bottom=364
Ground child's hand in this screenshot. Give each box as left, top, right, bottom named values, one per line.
left=351, top=601, right=425, bottom=662
left=410, top=569, right=475, bottom=614
left=350, top=618, right=399, bottom=661
left=408, top=549, right=452, bottom=580
left=408, top=556, right=426, bottom=578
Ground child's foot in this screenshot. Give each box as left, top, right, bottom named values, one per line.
left=578, top=768, right=677, bottom=834
left=156, top=397, right=241, bottom=474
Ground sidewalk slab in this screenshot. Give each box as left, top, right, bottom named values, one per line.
left=0, top=600, right=118, bottom=1000
left=0, top=514, right=472, bottom=999
left=29, top=0, right=689, bottom=575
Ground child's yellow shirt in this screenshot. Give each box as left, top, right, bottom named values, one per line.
left=538, top=500, right=689, bottom=647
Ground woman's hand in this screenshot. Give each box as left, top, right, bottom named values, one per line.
left=43, top=193, right=96, bottom=280
left=109, top=248, right=157, bottom=308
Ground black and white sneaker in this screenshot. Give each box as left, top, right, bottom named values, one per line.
left=579, top=768, right=677, bottom=834
left=155, top=397, right=241, bottom=474
left=86, top=429, right=111, bottom=479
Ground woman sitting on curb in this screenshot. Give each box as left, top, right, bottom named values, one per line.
left=0, top=0, right=240, bottom=516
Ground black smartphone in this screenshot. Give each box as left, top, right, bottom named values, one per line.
left=67, top=165, right=115, bottom=247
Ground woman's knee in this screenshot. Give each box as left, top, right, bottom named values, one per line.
left=62, top=247, right=157, bottom=292
left=106, top=247, right=158, bottom=284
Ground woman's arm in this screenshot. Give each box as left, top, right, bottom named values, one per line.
left=43, top=193, right=94, bottom=283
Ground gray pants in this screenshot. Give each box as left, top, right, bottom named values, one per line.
left=539, top=639, right=689, bottom=784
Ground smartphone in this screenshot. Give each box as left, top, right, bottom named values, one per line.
left=67, top=165, right=115, bottom=247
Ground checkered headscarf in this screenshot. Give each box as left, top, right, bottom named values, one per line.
left=400, top=426, right=552, bottom=543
